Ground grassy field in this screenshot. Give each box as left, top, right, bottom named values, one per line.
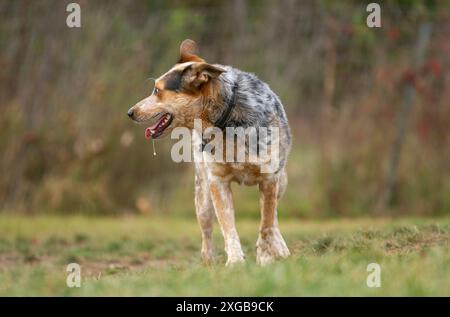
left=0, top=215, right=448, bottom=296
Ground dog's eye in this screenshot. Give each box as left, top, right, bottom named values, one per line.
left=153, top=87, right=160, bottom=95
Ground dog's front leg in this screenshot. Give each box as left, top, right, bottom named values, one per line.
left=256, top=179, right=290, bottom=265
left=194, top=167, right=215, bottom=265
left=209, top=180, right=245, bottom=266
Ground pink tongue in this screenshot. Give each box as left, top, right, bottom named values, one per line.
left=145, top=127, right=152, bottom=140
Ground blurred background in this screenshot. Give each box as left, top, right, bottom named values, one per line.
left=0, top=0, right=448, bottom=218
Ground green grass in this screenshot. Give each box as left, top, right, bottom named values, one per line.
left=0, top=215, right=448, bottom=296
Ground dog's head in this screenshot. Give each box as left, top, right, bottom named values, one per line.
left=127, top=39, right=225, bottom=139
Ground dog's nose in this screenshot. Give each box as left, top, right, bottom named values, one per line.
left=127, top=109, right=134, bottom=118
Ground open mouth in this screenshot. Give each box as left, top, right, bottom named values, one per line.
left=144, top=113, right=173, bottom=139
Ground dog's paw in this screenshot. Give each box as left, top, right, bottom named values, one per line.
left=224, top=239, right=245, bottom=266
left=256, top=227, right=290, bottom=266
left=201, top=248, right=214, bottom=266
left=225, top=255, right=245, bottom=267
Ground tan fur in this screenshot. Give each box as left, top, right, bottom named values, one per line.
left=179, top=39, right=205, bottom=63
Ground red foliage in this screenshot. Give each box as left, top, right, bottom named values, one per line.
left=402, top=68, right=417, bottom=86
left=387, top=27, right=400, bottom=42
left=423, top=59, right=442, bottom=77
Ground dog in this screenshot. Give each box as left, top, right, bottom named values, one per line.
left=128, top=39, right=291, bottom=266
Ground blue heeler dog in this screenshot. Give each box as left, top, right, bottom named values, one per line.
left=128, top=39, right=291, bottom=266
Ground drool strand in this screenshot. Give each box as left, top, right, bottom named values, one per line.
left=152, top=139, right=157, bottom=156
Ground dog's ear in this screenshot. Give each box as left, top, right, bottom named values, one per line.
left=179, top=39, right=205, bottom=63
left=182, top=62, right=226, bottom=89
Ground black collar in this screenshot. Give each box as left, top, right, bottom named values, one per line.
left=214, top=82, right=238, bottom=130
left=201, top=82, right=238, bottom=152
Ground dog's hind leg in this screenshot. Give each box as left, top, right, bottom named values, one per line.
left=256, top=169, right=290, bottom=265
left=208, top=180, right=245, bottom=266
left=195, top=167, right=215, bottom=265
